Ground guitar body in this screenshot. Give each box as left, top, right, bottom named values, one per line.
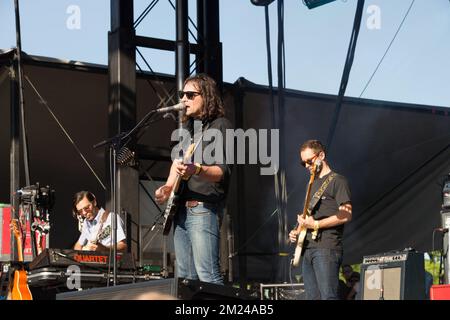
left=11, top=270, right=32, bottom=300
left=291, top=161, right=319, bottom=268
left=161, top=140, right=202, bottom=235
left=292, top=227, right=307, bottom=267
left=10, top=219, right=33, bottom=300
left=162, top=192, right=182, bottom=235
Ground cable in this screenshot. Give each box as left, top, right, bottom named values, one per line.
left=24, top=75, right=107, bottom=190
left=326, top=0, right=365, bottom=150
left=14, top=0, right=31, bottom=186
left=359, top=0, right=416, bottom=98
left=231, top=208, right=280, bottom=256
left=261, top=1, right=283, bottom=283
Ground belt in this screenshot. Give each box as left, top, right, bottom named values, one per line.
left=185, top=200, right=204, bottom=208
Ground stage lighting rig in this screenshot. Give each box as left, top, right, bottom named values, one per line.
left=302, top=0, right=337, bottom=9
left=250, top=0, right=275, bottom=6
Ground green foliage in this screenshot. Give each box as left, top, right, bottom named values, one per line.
left=425, top=251, right=443, bottom=284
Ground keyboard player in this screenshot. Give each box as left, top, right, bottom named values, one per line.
left=72, top=191, right=127, bottom=252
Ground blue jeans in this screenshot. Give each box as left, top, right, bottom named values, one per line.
left=174, top=202, right=223, bottom=284
left=301, top=247, right=342, bottom=300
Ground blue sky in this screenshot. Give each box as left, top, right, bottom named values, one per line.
left=1, top=0, right=449, bottom=107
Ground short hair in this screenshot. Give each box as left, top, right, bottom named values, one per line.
left=72, top=191, right=97, bottom=218
left=342, top=264, right=353, bottom=273
left=300, top=139, right=326, bottom=155
left=182, top=73, right=225, bottom=123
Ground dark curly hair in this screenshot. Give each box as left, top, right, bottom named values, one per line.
left=182, top=73, right=225, bottom=123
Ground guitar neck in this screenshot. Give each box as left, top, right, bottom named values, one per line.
left=301, top=168, right=317, bottom=218
left=172, top=148, right=195, bottom=194
left=16, top=236, right=24, bottom=263
left=11, top=220, right=25, bottom=263
left=172, top=172, right=183, bottom=194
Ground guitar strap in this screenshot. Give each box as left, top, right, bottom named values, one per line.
left=307, top=172, right=336, bottom=239
left=308, top=172, right=336, bottom=214
left=181, top=122, right=211, bottom=182
left=190, top=122, right=211, bottom=156
left=93, top=209, right=110, bottom=244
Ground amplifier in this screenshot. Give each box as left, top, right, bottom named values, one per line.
left=430, top=284, right=450, bottom=300
left=177, top=278, right=258, bottom=300
left=29, top=248, right=135, bottom=271
left=55, top=277, right=258, bottom=300
left=28, top=267, right=160, bottom=288
left=360, top=250, right=425, bottom=300
left=56, top=278, right=177, bottom=300
left=362, top=252, right=408, bottom=264
left=441, top=210, right=450, bottom=284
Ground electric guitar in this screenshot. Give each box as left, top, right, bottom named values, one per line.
left=292, top=161, right=319, bottom=267
left=162, top=139, right=203, bottom=235
left=10, top=219, right=33, bottom=300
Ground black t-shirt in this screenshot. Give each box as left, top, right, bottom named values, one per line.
left=181, top=117, right=233, bottom=203
left=304, top=171, right=351, bottom=250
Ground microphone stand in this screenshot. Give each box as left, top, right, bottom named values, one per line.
left=93, top=108, right=158, bottom=285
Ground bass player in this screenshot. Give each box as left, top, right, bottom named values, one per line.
left=289, top=139, right=352, bottom=300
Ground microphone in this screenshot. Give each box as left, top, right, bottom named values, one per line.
left=314, top=159, right=322, bottom=173
left=155, top=102, right=185, bottom=113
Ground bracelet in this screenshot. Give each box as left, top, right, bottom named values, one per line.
left=313, top=220, right=320, bottom=232
left=194, top=163, right=202, bottom=175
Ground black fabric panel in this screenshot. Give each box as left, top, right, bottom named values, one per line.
left=1, top=56, right=449, bottom=280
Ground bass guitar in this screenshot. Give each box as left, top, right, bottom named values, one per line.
left=292, top=161, right=319, bottom=267
left=10, top=219, right=33, bottom=300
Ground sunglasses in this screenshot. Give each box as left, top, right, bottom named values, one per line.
left=178, top=91, right=201, bottom=100
left=76, top=203, right=93, bottom=215
left=301, top=154, right=318, bottom=167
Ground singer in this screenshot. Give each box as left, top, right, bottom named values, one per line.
left=288, top=140, right=352, bottom=300
left=155, top=74, right=232, bottom=285
left=72, top=191, right=127, bottom=252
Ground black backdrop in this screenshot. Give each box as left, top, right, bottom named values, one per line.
left=1, top=53, right=449, bottom=281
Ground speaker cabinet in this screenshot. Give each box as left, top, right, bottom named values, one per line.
left=56, top=278, right=177, bottom=300
left=55, top=277, right=258, bottom=300
left=177, top=278, right=258, bottom=300
left=360, top=250, right=425, bottom=300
